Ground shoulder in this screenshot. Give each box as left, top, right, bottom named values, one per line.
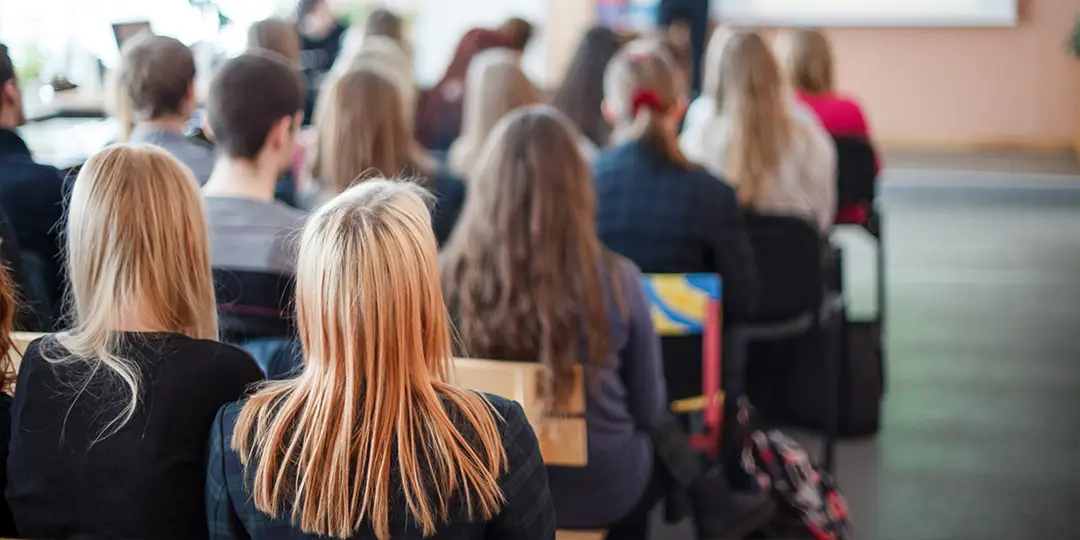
left=172, top=337, right=263, bottom=382
left=592, top=144, right=639, bottom=174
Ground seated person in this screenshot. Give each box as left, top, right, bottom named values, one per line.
left=303, top=65, right=464, bottom=245
left=550, top=26, right=624, bottom=153
left=206, top=180, right=556, bottom=539
left=120, top=33, right=215, bottom=184
left=4, top=145, right=263, bottom=539
left=441, top=105, right=773, bottom=539
left=679, top=30, right=836, bottom=233
left=0, top=43, right=67, bottom=326
left=201, top=52, right=307, bottom=348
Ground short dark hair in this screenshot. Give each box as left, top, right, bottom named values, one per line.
left=0, top=44, right=14, bottom=87
left=207, top=52, right=305, bottom=160
left=120, top=34, right=196, bottom=120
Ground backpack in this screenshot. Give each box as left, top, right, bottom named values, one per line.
left=738, top=398, right=853, bottom=540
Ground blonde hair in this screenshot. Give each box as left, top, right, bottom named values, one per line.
left=447, top=48, right=541, bottom=177
left=604, top=39, right=691, bottom=168
left=773, top=28, right=833, bottom=95
left=701, top=25, right=736, bottom=107
left=233, top=180, right=507, bottom=539
left=247, top=18, right=302, bottom=64
left=332, top=35, right=416, bottom=110
left=717, top=31, right=795, bottom=207
left=55, top=144, right=218, bottom=439
left=104, top=69, right=135, bottom=142
left=308, top=67, right=431, bottom=202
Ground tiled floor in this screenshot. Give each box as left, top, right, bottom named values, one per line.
left=656, top=159, right=1080, bottom=539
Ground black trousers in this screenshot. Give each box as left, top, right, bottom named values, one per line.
left=606, top=457, right=665, bottom=540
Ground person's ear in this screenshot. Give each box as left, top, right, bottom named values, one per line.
left=200, top=115, right=215, bottom=141
left=601, top=100, right=619, bottom=125
left=2, top=80, right=18, bottom=107
left=268, top=115, right=295, bottom=153
left=668, top=97, right=690, bottom=129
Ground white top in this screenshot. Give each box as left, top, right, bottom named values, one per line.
left=679, top=97, right=837, bottom=233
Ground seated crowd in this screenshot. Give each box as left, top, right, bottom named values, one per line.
left=0, top=4, right=876, bottom=538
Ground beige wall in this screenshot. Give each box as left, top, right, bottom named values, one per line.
left=550, top=0, right=1080, bottom=149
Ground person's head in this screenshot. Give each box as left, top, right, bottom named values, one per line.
left=442, top=105, right=614, bottom=411
left=551, top=26, right=623, bottom=147
left=498, top=17, right=533, bottom=52
left=233, top=180, right=506, bottom=539
left=206, top=52, right=304, bottom=175
left=0, top=43, right=26, bottom=128
left=448, top=48, right=540, bottom=177
left=310, top=66, right=423, bottom=199
left=363, top=8, right=404, bottom=43
left=0, top=261, right=15, bottom=395
left=332, top=34, right=414, bottom=105
left=60, top=144, right=217, bottom=438
left=603, top=39, right=691, bottom=168
left=773, top=28, right=833, bottom=95
left=119, top=33, right=198, bottom=123
left=716, top=30, right=793, bottom=207
left=247, top=18, right=302, bottom=64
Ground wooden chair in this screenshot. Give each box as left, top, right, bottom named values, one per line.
left=641, top=273, right=723, bottom=455
left=8, top=331, right=45, bottom=374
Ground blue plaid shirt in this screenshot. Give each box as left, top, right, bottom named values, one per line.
left=206, top=394, right=556, bottom=540
left=592, top=142, right=759, bottom=321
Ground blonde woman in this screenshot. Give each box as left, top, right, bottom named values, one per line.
left=205, top=180, right=556, bottom=540
left=447, top=48, right=541, bottom=178
left=304, top=66, right=464, bottom=245
left=5, top=145, right=263, bottom=539
left=680, top=30, right=836, bottom=233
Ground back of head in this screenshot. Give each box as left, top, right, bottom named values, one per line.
left=234, top=180, right=506, bottom=539
left=364, top=8, right=404, bottom=43
left=443, top=105, right=611, bottom=411
left=207, top=52, right=304, bottom=161
left=333, top=35, right=414, bottom=103
left=247, top=18, right=302, bottom=64
left=449, top=48, right=540, bottom=176
left=499, top=17, right=534, bottom=51
left=552, top=26, right=622, bottom=147
left=717, top=30, right=792, bottom=207
left=62, top=144, right=216, bottom=437
left=310, top=66, right=417, bottom=198
left=119, top=33, right=196, bottom=121
left=604, top=39, right=690, bottom=168
left=773, top=28, right=833, bottom=95
left=0, top=42, right=25, bottom=127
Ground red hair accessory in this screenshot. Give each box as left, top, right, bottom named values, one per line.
left=630, top=89, right=664, bottom=116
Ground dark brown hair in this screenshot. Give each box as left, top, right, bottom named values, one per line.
left=551, top=26, right=623, bottom=147
left=364, top=8, right=404, bottom=43
left=442, top=105, right=621, bottom=411
left=119, top=34, right=196, bottom=120
left=207, top=52, right=304, bottom=160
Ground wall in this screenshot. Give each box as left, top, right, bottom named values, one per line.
left=550, top=0, right=1080, bottom=150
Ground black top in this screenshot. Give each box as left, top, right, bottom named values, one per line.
left=430, top=168, right=467, bottom=247
left=206, top=393, right=557, bottom=540
left=4, top=333, right=264, bottom=539
left=299, top=21, right=348, bottom=124
left=0, top=393, right=13, bottom=536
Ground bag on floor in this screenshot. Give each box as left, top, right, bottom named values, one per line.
left=738, top=399, right=852, bottom=540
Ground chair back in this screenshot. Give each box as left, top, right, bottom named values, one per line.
left=744, top=213, right=823, bottom=323
left=8, top=331, right=46, bottom=374
left=213, top=269, right=296, bottom=343
left=453, top=358, right=587, bottom=467
left=834, top=136, right=877, bottom=208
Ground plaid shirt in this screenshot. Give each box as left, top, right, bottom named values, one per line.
left=592, top=142, right=760, bottom=321
left=206, top=395, right=556, bottom=540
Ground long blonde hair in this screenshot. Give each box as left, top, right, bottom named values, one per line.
left=604, top=39, right=692, bottom=168
left=773, top=28, right=834, bottom=95
left=233, top=180, right=507, bottom=539
left=717, top=31, right=794, bottom=207
left=447, top=48, right=541, bottom=177
left=308, top=66, right=432, bottom=202
left=701, top=25, right=736, bottom=108
left=56, top=144, right=218, bottom=438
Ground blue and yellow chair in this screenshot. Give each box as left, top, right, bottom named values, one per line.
left=640, top=273, right=723, bottom=455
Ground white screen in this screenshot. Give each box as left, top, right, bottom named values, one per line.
left=713, top=0, right=1019, bottom=27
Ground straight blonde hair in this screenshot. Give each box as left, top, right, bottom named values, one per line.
left=55, top=144, right=218, bottom=439
left=604, top=39, right=692, bottom=168
left=308, top=66, right=432, bottom=203
left=701, top=25, right=736, bottom=108
left=233, top=180, right=507, bottom=539
left=773, top=28, right=833, bottom=95
left=447, top=48, right=541, bottom=178
left=717, top=31, right=795, bottom=207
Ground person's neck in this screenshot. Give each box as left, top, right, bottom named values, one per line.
left=202, top=157, right=278, bottom=203
left=139, top=115, right=189, bottom=134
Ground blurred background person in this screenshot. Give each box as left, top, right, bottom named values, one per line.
left=296, top=0, right=347, bottom=124
left=552, top=26, right=625, bottom=152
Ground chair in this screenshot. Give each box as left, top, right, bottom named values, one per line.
left=8, top=331, right=46, bottom=374
left=640, top=273, right=723, bottom=456
left=733, top=213, right=845, bottom=473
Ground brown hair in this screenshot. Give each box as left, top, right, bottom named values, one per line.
left=309, top=66, right=430, bottom=200
left=207, top=52, right=304, bottom=160
left=364, top=8, right=404, bottom=43
left=442, top=105, right=620, bottom=411
left=551, top=26, right=623, bottom=147
left=447, top=48, right=541, bottom=177
left=717, top=31, right=794, bottom=207
left=604, top=39, right=691, bottom=168
left=0, top=262, right=16, bottom=395
left=234, top=180, right=506, bottom=539
left=773, top=28, right=833, bottom=95
left=247, top=18, right=302, bottom=64
left=119, top=33, right=196, bottom=121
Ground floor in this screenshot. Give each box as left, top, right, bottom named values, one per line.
left=657, top=152, right=1080, bottom=539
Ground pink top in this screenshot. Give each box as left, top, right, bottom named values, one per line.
left=796, top=91, right=872, bottom=139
